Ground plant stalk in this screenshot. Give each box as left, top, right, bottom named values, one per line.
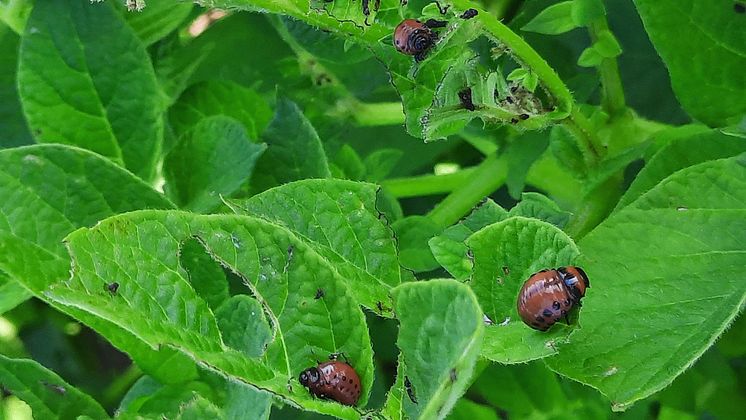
left=382, top=167, right=479, bottom=198
left=427, top=154, right=508, bottom=228
left=588, top=19, right=626, bottom=117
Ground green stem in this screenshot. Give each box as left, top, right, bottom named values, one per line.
left=564, top=107, right=603, bottom=166
left=381, top=167, right=478, bottom=198
left=588, top=19, right=626, bottom=117
left=427, top=154, right=508, bottom=228
left=351, top=101, right=405, bottom=126
left=100, top=364, right=143, bottom=409
left=564, top=174, right=623, bottom=239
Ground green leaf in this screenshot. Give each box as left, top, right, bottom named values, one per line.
left=447, top=399, right=499, bottom=420
left=0, top=27, right=32, bottom=148
left=0, top=273, right=31, bottom=315
left=466, top=217, right=580, bottom=363
left=0, top=0, right=32, bottom=34
left=250, top=98, right=331, bottom=192
left=617, top=130, right=746, bottom=211
left=593, top=30, right=622, bottom=58
left=224, top=381, right=272, bottom=420
left=429, top=199, right=508, bottom=280
left=215, top=295, right=272, bottom=358
left=470, top=363, right=572, bottom=418
left=508, top=192, right=571, bottom=228
left=633, top=0, right=746, bottom=126
left=0, top=354, right=108, bottom=419
left=169, top=80, right=273, bottom=141
left=126, top=380, right=215, bottom=418
left=504, top=132, right=551, bottom=199
left=163, top=116, right=266, bottom=213
left=577, top=46, right=603, bottom=67
left=547, top=155, right=746, bottom=410
left=392, top=216, right=443, bottom=273
left=0, top=145, right=199, bottom=385
left=18, top=0, right=163, bottom=180
left=119, top=0, right=193, bottom=46
left=50, top=210, right=374, bottom=418
left=571, top=0, right=606, bottom=26
left=226, top=179, right=400, bottom=316
left=521, top=2, right=579, bottom=35
left=364, top=149, right=403, bottom=182
left=392, top=280, right=484, bottom=419
left=332, top=144, right=366, bottom=181
left=180, top=238, right=230, bottom=311
left=177, top=395, right=224, bottom=419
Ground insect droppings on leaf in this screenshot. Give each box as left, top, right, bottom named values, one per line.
left=461, top=8, right=478, bottom=19
left=404, top=375, right=418, bottom=404
left=458, top=88, right=475, bottom=111
left=314, top=288, right=325, bottom=299
left=106, top=282, right=119, bottom=294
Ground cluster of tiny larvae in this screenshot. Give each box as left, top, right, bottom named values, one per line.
left=393, top=10, right=547, bottom=120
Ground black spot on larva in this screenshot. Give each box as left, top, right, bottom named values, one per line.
left=519, top=113, right=530, bottom=120
left=106, top=282, right=119, bottom=294
left=314, top=288, right=325, bottom=299
left=349, top=379, right=353, bottom=384
left=552, top=301, right=561, bottom=310
left=502, top=266, right=510, bottom=275
left=535, top=316, right=544, bottom=323
left=543, top=309, right=553, bottom=318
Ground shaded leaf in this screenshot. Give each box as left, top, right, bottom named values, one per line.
left=164, top=116, right=266, bottom=213
left=393, top=280, right=483, bottom=419
left=18, top=0, right=163, bottom=180
left=522, top=2, right=578, bottom=35
left=548, top=154, right=746, bottom=410
left=392, top=216, right=443, bottom=273
left=120, top=0, right=193, bottom=46
left=429, top=199, right=508, bottom=280
left=250, top=98, right=331, bottom=192
left=169, top=80, right=273, bottom=140
left=226, top=179, right=400, bottom=316
left=0, top=354, right=108, bottom=419
left=633, top=0, right=746, bottom=126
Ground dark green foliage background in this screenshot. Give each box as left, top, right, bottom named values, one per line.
left=0, top=0, right=744, bottom=419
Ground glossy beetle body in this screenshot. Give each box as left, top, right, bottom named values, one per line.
left=299, top=359, right=361, bottom=406
left=516, top=266, right=589, bottom=331
left=393, top=19, right=437, bottom=61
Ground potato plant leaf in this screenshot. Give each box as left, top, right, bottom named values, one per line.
left=168, top=80, right=273, bottom=141
left=250, top=98, right=331, bottom=192
left=0, top=354, right=108, bottom=419
left=164, top=116, right=267, bottom=213
left=0, top=272, right=31, bottom=315
left=18, top=0, right=163, bottom=180
left=392, top=279, right=484, bottom=419
left=633, top=0, right=746, bottom=126
left=429, top=199, right=508, bottom=280
left=466, top=217, right=580, bottom=363
left=50, top=210, right=374, bottom=418
left=547, top=154, right=746, bottom=410
left=616, top=130, right=746, bottom=211
left=119, top=0, right=193, bottom=46
left=0, top=145, right=204, bottom=385
left=226, top=179, right=400, bottom=316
